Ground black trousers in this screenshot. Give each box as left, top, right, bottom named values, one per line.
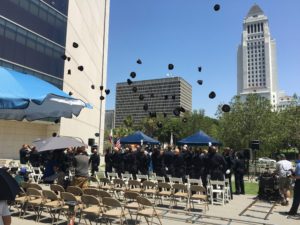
left=225, top=173, right=233, bottom=199
left=289, top=179, right=300, bottom=214
left=234, top=173, right=245, bottom=194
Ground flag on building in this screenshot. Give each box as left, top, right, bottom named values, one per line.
left=115, top=138, right=121, bottom=149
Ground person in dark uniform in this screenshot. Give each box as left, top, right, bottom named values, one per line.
left=182, top=145, right=193, bottom=179
left=288, top=153, right=300, bottom=215
left=29, top=146, right=41, bottom=167
left=233, top=151, right=246, bottom=195
left=173, top=148, right=186, bottom=180
left=152, top=148, right=166, bottom=177
left=104, top=148, right=113, bottom=177
left=128, top=147, right=138, bottom=179
left=112, top=147, right=124, bottom=177
left=223, top=147, right=234, bottom=199
left=89, top=145, right=100, bottom=176
left=207, top=146, right=226, bottom=181
left=164, top=146, right=174, bottom=178
left=201, top=149, right=209, bottom=188
left=191, top=148, right=203, bottom=179
left=19, top=144, right=30, bottom=164
left=137, top=147, right=149, bottom=175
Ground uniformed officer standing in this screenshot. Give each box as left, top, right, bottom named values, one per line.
left=173, top=148, right=186, bottom=180
left=207, top=146, right=226, bottom=181
left=89, top=145, right=100, bottom=176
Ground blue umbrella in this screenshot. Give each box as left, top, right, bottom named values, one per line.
left=120, top=131, right=160, bottom=145
left=177, top=130, right=221, bottom=146
left=0, top=66, right=91, bottom=121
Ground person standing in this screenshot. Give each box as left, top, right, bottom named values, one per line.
left=89, top=145, right=100, bottom=176
left=173, top=148, right=185, bottom=180
left=19, top=144, right=30, bottom=164
left=73, top=146, right=89, bottom=189
left=0, top=200, right=11, bottom=225
left=207, top=146, right=226, bottom=181
left=104, top=148, right=113, bottom=177
left=288, top=153, right=300, bottom=215
left=233, top=151, right=246, bottom=195
left=223, top=147, right=234, bottom=199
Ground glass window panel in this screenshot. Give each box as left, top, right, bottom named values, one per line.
left=39, top=8, right=47, bottom=21
left=5, top=29, right=16, bottom=40
left=20, top=0, right=29, bottom=10
left=9, top=0, right=20, bottom=5
left=16, top=33, right=26, bottom=45
left=26, top=39, right=36, bottom=49
left=30, top=2, right=39, bottom=16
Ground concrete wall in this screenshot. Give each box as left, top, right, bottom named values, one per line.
left=60, top=0, right=110, bottom=154
left=0, top=120, right=59, bottom=159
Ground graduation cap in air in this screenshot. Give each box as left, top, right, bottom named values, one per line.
left=179, top=107, right=186, bottom=113
left=214, top=4, right=220, bottom=11
left=67, top=69, right=71, bottom=75
left=78, top=66, right=84, bottom=71
left=157, top=121, right=163, bottom=128
left=164, top=95, right=168, bottom=100
left=100, top=96, right=105, bottom=100
left=137, top=59, right=142, bottom=64
left=150, top=93, right=154, bottom=98
left=172, top=95, right=176, bottom=100
left=100, top=85, right=104, bottom=91
left=168, top=64, right=174, bottom=70
left=67, top=57, right=71, bottom=61
left=197, top=80, right=203, bottom=85
left=91, top=85, right=95, bottom=89
left=173, top=108, right=180, bottom=117
left=68, top=91, right=73, bottom=96
left=54, top=119, right=60, bottom=124
left=149, top=112, right=157, bottom=118
left=95, top=133, right=100, bottom=137
left=139, top=94, right=144, bottom=100
left=198, top=67, right=202, bottom=72
left=143, top=103, right=149, bottom=111
left=222, top=104, right=231, bottom=113
left=72, top=42, right=79, bottom=48
left=182, top=118, right=188, bottom=123
left=130, top=72, right=136, bottom=78
left=61, top=54, right=67, bottom=60
left=52, top=132, right=57, bottom=137
left=105, top=89, right=110, bottom=95
left=127, top=79, right=133, bottom=85
left=209, top=91, right=216, bottom=99
left=132, top=86, right=137, bottom=93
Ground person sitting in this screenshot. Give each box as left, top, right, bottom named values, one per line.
left=43, top=165, right=65, bottom=186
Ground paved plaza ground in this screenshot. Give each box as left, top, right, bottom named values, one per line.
left=10, top=194, right=299, bottom=225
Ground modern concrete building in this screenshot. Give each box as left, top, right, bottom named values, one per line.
left=115, top=77, right=192, bottom=127
left=105, top=110, right=115, bottom=130
left=0, top=0, right=110, bottom=158
left=237, top=4, right=279, bottom=106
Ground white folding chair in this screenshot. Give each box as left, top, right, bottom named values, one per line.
left=28, top=167, right=43, bottom=183
left=136, top=174, right=148, bottom=182
left=121, top=173, right=133, bottom=182
left=169, top=177, right=183, bottom=184
left=107, top=172, right=119, bottom=181
left=155, top=176, right=166, bottom=183
left=209, top=180, right=226, bottom=205
left=187, top=178, right=202, bottom=186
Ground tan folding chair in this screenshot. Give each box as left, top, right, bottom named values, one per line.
left=172, top=183, right=189, bottom=210
left=189, top=185, right=209, bottom=213
left=13, top=187, right=28, bottom=217
left=102, top=197, right=129, bottom=225
left=98, top=190, right=112, bottom=204
left=80, top=195, right=102, bottom=225
left=136, top=196, right=162, bottom=225
left=28, top=183, right=43, bottom=190
left=66, top=186, right=83, bottom=202
left=128, top=180, right=143, bottom=194
left=83, top=188, right=101, bottom=198
left=155, top=182, right=172, bottom=206
left=113, top=178, right=127, bottom=199
left=23, top=188, right=45, bottom=222
left=42, top=190, right=63, bottom=223
left=99, top=177, right=112, bottom=191
left=60, top=192, right=83, bottom=223
left=88, top=176, right=100, bottom=189
left=142, top=180, right=157, bottom=199
left=50, top=184, right=65, bottom=198
left=124, top=191, right=140, bottom=219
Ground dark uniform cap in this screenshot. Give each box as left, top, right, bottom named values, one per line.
left=172, top=95, right=176, bottom=100
left=173, top=108, right=180, bottom=117
left=198, top=67, right=202, bottom=72
left=132, top=86, right=138, bottom=93
left=164, top=95, right=168, bottom=100
left=209, top=91, right=216, bottom=99
left=68, top=91, right=73, bottom=96
left=179, top=107, right=185, bottom=112
left=105, top=89, right=110, bottom=95
left=95, top=133, right=100, bottom=137
left=72, top=42, right=79, bottom=48
left=157, top=121, right=163, bottom=128
left=78, top=66, right=84, bottom=71
left=100, top=86, right=104, bottom=91
left=100, top=96, right=105, bottom=100
left=67, top=69, right=71, bottom=75
left=139, top=94, right=144, bottom=100
left=168, top=64, right=174, bottom=70
left=130, top=72, right=136, bottom=78
left=143, top=103, right=148, bottom=111
left=137, top=59, right=142, bottom=64
left=91, top=85, right=95, bottom=89
left=221, top=104, right=231, bottom=113
left=197, top=80, right=203, bottom=85
left=127, top=79, right=133, bottom=85
left=61, top=54, right=67, bottom=60
left=67, top=57, right=71, bottom=61
left=214, top=4, right=220, bottom=11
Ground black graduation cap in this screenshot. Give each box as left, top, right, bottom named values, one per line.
left=164, top=95, right=168, bottom=100
left=163, top=113, right=167, bottom=118
left=54, top=119, right=60, bottom=124
left=132, top=86, right=137, bottom=93
left=67, top=69, right=71, bottom=75
left=209, top=91, right=216, bottom=99
left=168, top=64, right=174, bottom=70
left=197, top=80, right=203, bottom=85
left=222, top=104, right=231, bottom=113
left=127, top=79, right=133, bottom=85
left=149, top=112, right=157, bottom=118
left=143, top=103, right=148, bottom=111
left=67, top=57, right=71, bottom=61
left=182, top=118, right=188, bottom=123
left=100, top=85, right=104, bottom=91
left=78, top=66, right=84, bottom=71
left=130, top=72, right=136, bottom=78
left=198, top=67, right=202, bottom=72
left=150, top=93, right=154, bottom=98
left=179, top=107, right=186, bottom=113
left=68, top=91, right=73, bottom=96
left=91, top=85, right=95, bottom=89
left=139, top=94, right=144, bottom=101
left=61, top=54, right=67, bottom=60
left=95, top=133, right=100, bottom=137
left=100, top=96, right=105, bottom=100
left=105, top=89, right=110, bottom=95
left=157, top=121, right=163, bottom=128
left=172, top=95, right=176, bottom=100
left=73, top=42, right=79, bottom=48
left=52, top=132, right=57, bottom=137
left=137, top=59, right=142, bottom=64
left=173, top=108, right=180, bottom=117
left=214, top=4, right=220, bottom=11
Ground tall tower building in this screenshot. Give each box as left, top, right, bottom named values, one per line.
left=237, top=4, right=278, bottom=106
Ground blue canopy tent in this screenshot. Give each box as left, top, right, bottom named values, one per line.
left=0, top=66, right=91, bottom=121
left=177, top=130, right=221, bottom=146
left=120, top=131, right=160, bottom=145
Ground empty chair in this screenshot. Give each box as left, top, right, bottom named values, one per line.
left=209, top=180, right=226, bottom=205
left=98, top=190, right=112, bottom=203
left=121, top=173, right=133, bottom=182
left=136, top=174, right=148, bottom=182
left=189, top=185, right=209, bottom=213
left=155, top=176, right=166, bottom=183
left=28, top=183, right=43, bottom=190
left=107, top=172, right=119, bottom=180
left=136, top=196, right=162, bottom=225
left=128, top=180, right=143, bottom=194
left=99, top=177, right=112, bottom=191
left=187, top=178, right=202, bottom=186
left=142, top=180, right=157, bottom=198
left=80, top=195, right=102, bottom=225
left=50, top=184, right=65, bottom=197
left=22, top=188, right=44, bottom=221
left=172, top=184, right=189, bottom=210
left=113, top=178, right=127, bottom=199
left=88, top=176, right=100, bottom=189
left=102, top=197, right=129, bottom=225
left=42, top=190, right=63, bottom=223
left=83, top=188, right=101, bottom=198
left=66, top=186, right=83, bottom=202
left=124, top=191, right=140, bottom=219
left=155, top=182, right=172, bottom=206
left=28, top=167, right=43, bottom=183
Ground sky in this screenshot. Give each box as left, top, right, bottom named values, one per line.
left=105, top=0, right=300, bottom=118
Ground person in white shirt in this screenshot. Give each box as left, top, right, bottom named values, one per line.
left=276, top=154, right=293, bottom=205
left=0, top=200, right=11, bottom=225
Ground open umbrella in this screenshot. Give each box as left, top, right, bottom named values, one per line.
left=0, top=168, right=21, bottom=201
left=33, top=136, right=86, bottom=152
left=0, top=66, right=91, bottom=121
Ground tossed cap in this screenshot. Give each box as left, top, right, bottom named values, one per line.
left=168, top=64, right=174, bottom=70
left=132, top=86, right=138, bottom=92
left=100, top=96, right=105, bottom=100
left=163, top=112, right=167, bottom=118
left=100, top=85, right=104, bottom=91
left=130, top=72, right=136, bottom=78
left=214, top=4, right=220, bottom=11
left=67, top=57, right=71, bottom=61
left=137, top=59, right=142, bottom=64
left=91, top=85, right=95, bottom=89
left=61, top=54, right=67, bottom=60
left=198, top=67, right=202, bottom=72
left=171, top=95, right=176, bottom=100
left=54, top=119, right=60, bottom=124
left=222, top=104, right=231, bottom=113
left=105, top=89, right=110, bottom=95
left=68, top=91, right=73, bottom=96
left=173, top=108, right=180, bottom=117
left=182, top=117, right=187, bottom=123
left=67, top=69, right=71, bottom=75
left=127, top=79, right=133, bottom=85
left=143, top=103, right=148, bottom=111
left=197, top=80, right=203, bottom=85
left=72, top=42, right=79, bottom=48
left=179, top=106, right=185, bottom=112
left=164, top=95, right=168, bottom=100
left=157, top=121, right=163, bottom=128
left=95, top=133, right=100, bottom=137
left=139, top=94, right=144, bottom=100
left=209, top=91, right=216, bottom=99
left=78, top=65, right=84, bottom=71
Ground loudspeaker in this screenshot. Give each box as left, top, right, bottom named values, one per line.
left=251, top=140, right=260, bottom=150
left=88, top=138, right=95, bottom=146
